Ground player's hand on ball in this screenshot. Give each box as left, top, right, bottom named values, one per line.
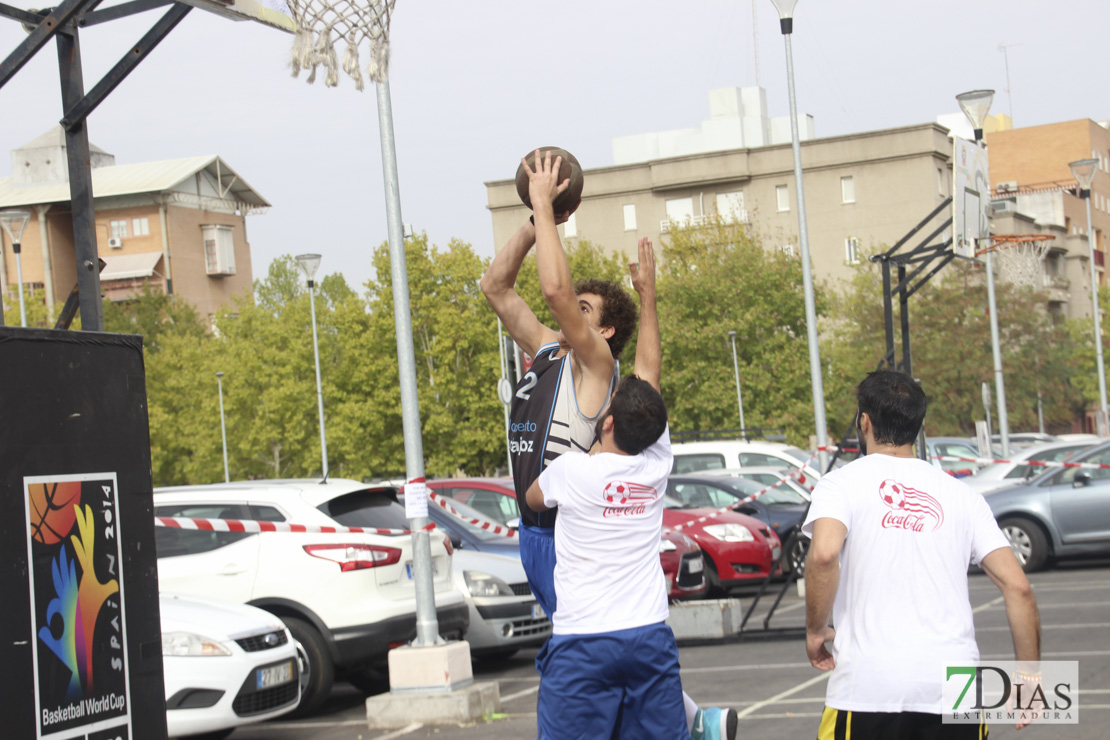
left=521, top=149, right=570, bottom=212
left=806, top=626, right=836, bottom=671
left=630, top=237, right=656, bottom=296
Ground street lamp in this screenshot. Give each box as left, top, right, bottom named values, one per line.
left=216, top=371, right=229, bottom=483
left=1070, top=157, right=1108, bottom=429
left=295, top=253, right=329, bottom=478
left=727, top=330, right=747, bottom=440
left=957, top=89, right=1011, bottom=459
left=0, top=208, right=32, bottom=327
left=768, top=0, right=828, bottom=467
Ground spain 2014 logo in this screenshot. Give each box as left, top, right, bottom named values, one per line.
left=878, top=479, right=945, bottom=532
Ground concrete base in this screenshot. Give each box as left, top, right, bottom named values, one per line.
left=796, top=576, right=806, bottom=598
left=387, top=640, right=474, bottom=693
left=665, top=598, right=744, bottom=640
left=366, top=680, right=501, bottom=729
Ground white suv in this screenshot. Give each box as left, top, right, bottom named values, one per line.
left=153, top=479, right=467, bottom=714
left=671, top=440, right=822, bottom=490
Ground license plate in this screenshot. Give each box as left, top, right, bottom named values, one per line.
left=256, top=660, right=294, bottom=689
left=405, top=561, right=440, bottom=580
left=687, top=557, right=704, bottom=574
left=531, top=603, right=545, bottom=620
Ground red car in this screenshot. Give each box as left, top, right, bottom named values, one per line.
left=662, top=498, right=781, bottom=595
left=427, top=478, right=708, bottom=601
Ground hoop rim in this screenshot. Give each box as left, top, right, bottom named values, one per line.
left=974, top=233, right=1055, bottom=257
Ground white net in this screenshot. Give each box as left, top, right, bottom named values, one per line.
left=994, top=240, right=1052, bottom=290
left=281, top=0, right=396, bottom=90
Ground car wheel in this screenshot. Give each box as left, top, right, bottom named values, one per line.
left=782, top=533, right=807, bottom=576
left=477, top=648, right=520, bottom=663
left=346, top=666, right=389, bottom=695
left=282, top=617, right=334, bottom=716
left=999, top=518, right=1049, bottom=573
left=703, top=557, right=725, bottom=597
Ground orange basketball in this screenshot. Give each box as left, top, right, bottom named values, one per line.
left=28, top=481, right=82, bottom=545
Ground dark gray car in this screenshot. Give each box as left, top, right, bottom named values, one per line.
left=987, top=439, right=1110, bottom=572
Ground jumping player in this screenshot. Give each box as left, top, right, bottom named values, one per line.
left=479, top=150, right=738, bottom=740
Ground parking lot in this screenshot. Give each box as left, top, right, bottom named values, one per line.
left=232, top=559, right=1110, bottom=740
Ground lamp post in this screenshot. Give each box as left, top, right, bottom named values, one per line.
left=769, top=0, right=828, bottom=468
left=1069, top=157, right=1108, bottom=429
left=728, top=330, right=747, bottom=440
left=0, top=209, right=32, bottom=327
left=295, top=253, right=329, bottom=478
left=216, top=371, right=229, bottom=483
left=957, top=89, right=1011, bottom=459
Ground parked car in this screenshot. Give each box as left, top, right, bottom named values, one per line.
left=426, top=479, right=709, bottom=602
left=990, top=433, right=1060, bottom=450
left=407, top=488, right=523, bottom=557
left=662, top=497, right=780, bottom=595
left=831, top=436, right=984, bottom=477
left=965, top=440, right=1097, bottom=495
left=986, top=439, right=1110, bottom=572
left=161, top=592, right=301, bottom=739
left=450, top=549, right=551, bottom=660
left=667, top=473, right=808, bottom=574
left=153, top=479, right=468, bottom=714
left=670, top=440, right=822, bottom=490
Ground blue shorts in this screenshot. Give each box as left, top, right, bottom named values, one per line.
left=537, top=622, right=687, bottom=740
left=519, top=523, right=557, bottom=617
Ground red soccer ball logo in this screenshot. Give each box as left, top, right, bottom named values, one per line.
left=879, top=480, right=906, bottom=510
left=603, top=481, right=628, bottom=504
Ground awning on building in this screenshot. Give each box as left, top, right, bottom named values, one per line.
left=100, top=252, right=163, bottom=281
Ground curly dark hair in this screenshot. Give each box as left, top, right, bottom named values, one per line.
left=573, top=278, right=638, bottom=359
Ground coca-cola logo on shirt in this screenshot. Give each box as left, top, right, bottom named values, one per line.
left=878, top=479, right=944, bottom=532
left=601, top=480, right=657, bottom=518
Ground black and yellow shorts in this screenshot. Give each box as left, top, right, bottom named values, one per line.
left=818, top=706, right=988, bottom=740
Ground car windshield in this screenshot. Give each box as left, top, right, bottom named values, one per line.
left=318, top=488, right=411, bottom=531
left=729, top=476, right=809, bottom=505
left=424, top=496, right=508, bottom=541
left=783, top=447, right=811, bottom=465
left=663, top=495, right=697, bottom=510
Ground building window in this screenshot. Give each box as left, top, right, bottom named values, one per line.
left=841, top=176, right=855, bottom=204
left=132, top=217, right=150, bottom=236
left=937, top=167, right=945, bottom=195
left=665, top=197, right=694, bottom=223
left=202, top=224, right=236, bottom=276
left=845, top=236, right=861, bottom=265
left=563, top=213, right=578, bottom=238
left=109, top=220, right=128, bottom=238
left=715, top=191, right=747, bottom=223
left=623, top=204, right=637, bottom=231
left=780, top=244, right=795, bottom=256
left=776, top=185, right=789, bottom=212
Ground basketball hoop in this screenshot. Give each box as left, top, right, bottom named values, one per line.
left=282, top=0, right=396, bottom=89
left=976, top=234, right=1055, bottom=290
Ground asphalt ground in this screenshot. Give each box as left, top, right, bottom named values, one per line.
left=231, top=560, right=1110, bottom=740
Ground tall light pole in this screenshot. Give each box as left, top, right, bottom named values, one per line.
left=957, top=89, right=1011, bottom=459
left=216, top=371, right=229, bottom=483
left=0, top=209, right=32, bottom=327
left=295, top=253, right=329, bottom=479
left=1069, top=157, right=1108, bottom=431
left=769, top=0, right=828, bottom=466
left=728, top=330, right=747, bottom=440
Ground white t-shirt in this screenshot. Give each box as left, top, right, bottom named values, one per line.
left=801, top=453, right=1012, bottom=713
left=538, top=426, right=673, bottom=636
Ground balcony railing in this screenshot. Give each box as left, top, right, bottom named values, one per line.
left=659, top=210, right=749, bottom=233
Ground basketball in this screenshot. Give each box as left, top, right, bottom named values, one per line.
left=515, top=147, right=584, bottom=214
left=28, top=481, right=82, bottom=545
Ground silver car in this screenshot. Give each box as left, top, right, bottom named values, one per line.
left=966, top=440, right=1096, bottom=495
left=451, top=549, right=551, bottom=660
left=987, top=439, right=1110, bottom=572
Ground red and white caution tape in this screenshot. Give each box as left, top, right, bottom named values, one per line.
left=428, top=491, right=519, bottom=538
left=931, top=455, right=1110, bottom=470
left=154, top=516, right=433, bottom=536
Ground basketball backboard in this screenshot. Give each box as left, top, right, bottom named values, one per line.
left=952, top=136, right=990, bottom=259
left=179, top=0, right=295, bottom=32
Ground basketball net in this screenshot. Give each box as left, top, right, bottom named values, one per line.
left=281, top=0, right=396, bottom=90
left=977, top=234, right=1054, bottom=290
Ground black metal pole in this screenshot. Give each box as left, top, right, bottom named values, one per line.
left=57, top=25, right=103, bottom=331
left=881, top=258, right=895, bottom=370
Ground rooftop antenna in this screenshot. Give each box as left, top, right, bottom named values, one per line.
left=998, top=42, right=1020, bottom=123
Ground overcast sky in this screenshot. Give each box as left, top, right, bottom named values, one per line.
left=2, top=1, right=1107, bottom=292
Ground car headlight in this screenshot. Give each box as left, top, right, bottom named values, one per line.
left=463, top=571, right=513, bottom=597
left=702, top=523, right=755, bottom=542
left=659, top=539, right=678, bottom=553
left=162, top=631, right=232, bottom=657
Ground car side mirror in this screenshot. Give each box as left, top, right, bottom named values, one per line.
left=506, top=517, right=520, bottom=530
left=1073, top=471, right=1092, bottom=488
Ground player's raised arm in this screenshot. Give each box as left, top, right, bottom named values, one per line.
left=524, top=151, right=614, bottom=376
left=630, top=237, right=660, bottom=393
left=479, top=218, right=558, bottom=359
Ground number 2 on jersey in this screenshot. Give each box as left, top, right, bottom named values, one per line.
left=515, top=371, right=538, bottom=401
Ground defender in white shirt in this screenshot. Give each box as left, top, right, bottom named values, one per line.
left=803, top=371, right=1041, bottom=739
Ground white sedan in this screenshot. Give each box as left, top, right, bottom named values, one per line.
left=162, top=593, right=302, bottom=738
